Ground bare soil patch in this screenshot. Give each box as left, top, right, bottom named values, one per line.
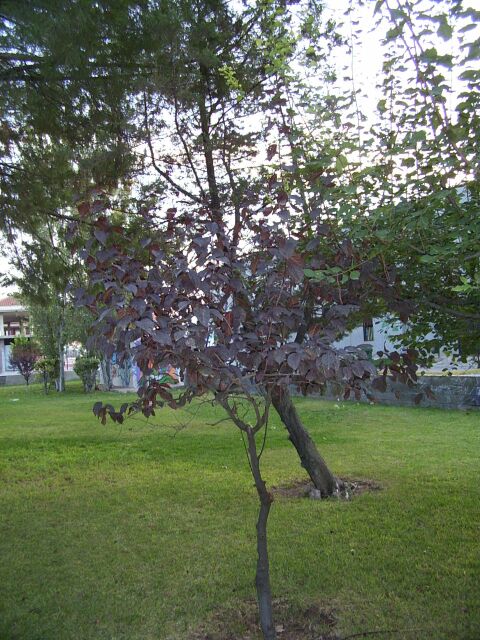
left=271, top=478, right=382, bottom=500
left=188, top=599, right=337, bottom=640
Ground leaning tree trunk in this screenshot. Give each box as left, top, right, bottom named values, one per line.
left=270, top=385, right=341, bottom=497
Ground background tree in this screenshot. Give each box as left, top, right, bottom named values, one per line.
left=34, top=356, right=59, bottom=394
left=7, top=223, right=91, bottom=391
left=0, top=0, right=136, bottom=237
left=9, top=336, right=40, bottom=385
left=369, top=0, right=480, bottom=366
left=74, top=355, right=100, bottom=393
left=303, top=0, right=480, bottom=366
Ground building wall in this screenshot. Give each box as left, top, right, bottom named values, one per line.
left=333, top=318, right=476, bottom=371
left=334, top=318, right=401, bottom=355
left=0, top=299, right=31, bottom=380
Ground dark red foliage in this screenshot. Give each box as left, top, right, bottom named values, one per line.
left=9, top=340, right=40, bottom=386
left=77, top=183, right=422, bottom=420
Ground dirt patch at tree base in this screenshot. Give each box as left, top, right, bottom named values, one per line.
left=188, top=599, right=337, bottom=639
left=271, top=478, right=382, bottom=500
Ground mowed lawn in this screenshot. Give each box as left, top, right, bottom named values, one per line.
left=0, top=383, right=479, bottom=640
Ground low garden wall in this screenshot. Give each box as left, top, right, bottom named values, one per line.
left=0, top=370, right=79, bottom=386
left=323, top=375, right=480, bottom=410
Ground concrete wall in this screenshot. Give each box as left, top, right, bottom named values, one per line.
left=0, top=370, right=79, bottom=386
left=323, top=375, right=480, bottom=410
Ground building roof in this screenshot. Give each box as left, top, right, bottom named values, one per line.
left=0, top=296, right=21, bottom=307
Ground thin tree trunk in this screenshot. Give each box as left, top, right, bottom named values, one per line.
left=57, top=307, right=65, bottom=393
left=255, top=500, right=275, bottom=640
left=246, top=428, right=276, bottom=640
left=270, top=385, right=341, bottom=496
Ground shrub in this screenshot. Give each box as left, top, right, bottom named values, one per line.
left=74, top=355, right=100, bottom=393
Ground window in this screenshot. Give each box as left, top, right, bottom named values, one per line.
left=363, top=318, right=374, bottom=342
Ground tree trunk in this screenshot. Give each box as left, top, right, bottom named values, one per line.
left=270, top=385, right=341, bottom=497
left=57, top=310, right=65, bottom=393
left=255, top=500, right=276, bottom=640
left=198, top=68, right=221, bottom=213
left=100, top=357, right=112, bottom=390
left=246, top=428, right=276, bottom=640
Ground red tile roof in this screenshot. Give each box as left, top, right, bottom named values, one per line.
left=0, top=296, right=21, bottom=307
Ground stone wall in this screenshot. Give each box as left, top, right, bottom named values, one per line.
left=323, top=375, right=480, bottom=410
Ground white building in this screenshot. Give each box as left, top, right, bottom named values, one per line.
left=334, top=317, right=400, bottom=357
left=0, top=296, right=31, bottom=385
left=335, top=317, right=477, bottom=371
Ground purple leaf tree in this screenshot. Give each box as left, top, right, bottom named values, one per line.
left=79, top=184, right=419, bottom=637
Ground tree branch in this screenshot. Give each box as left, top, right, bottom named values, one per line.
left=142, top=93, right=202, bottom=204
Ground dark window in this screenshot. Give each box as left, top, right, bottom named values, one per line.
left=363, top=318, right=374, bottom=342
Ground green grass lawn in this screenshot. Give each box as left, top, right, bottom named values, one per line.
left=0, top=382, right=479, bottom=640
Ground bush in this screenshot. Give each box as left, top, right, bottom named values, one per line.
left=9, top=337, right=41, bottom=386
left=74, top=355, right=100, bottom=393
left=35, top=357, right=59, bottom=394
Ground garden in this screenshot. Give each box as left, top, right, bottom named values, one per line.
left=0, top=382, right=478, bottom=639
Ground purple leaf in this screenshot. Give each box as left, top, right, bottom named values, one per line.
left=287, top=352, right=301, bottom=370
left=194, top=306, right=210, bottom=327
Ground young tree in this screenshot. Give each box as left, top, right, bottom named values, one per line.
left=34, top=356, right=59, bottom=394
left=9, top=336, right=40, bottom=385
left=1, top=0, right=346, bottom=490
left=82, top=181, right=419, bottom=636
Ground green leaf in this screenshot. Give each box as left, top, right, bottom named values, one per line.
left=335, top=154, right=348, bottom=173
left=374, top=0, right=384, bottom=16
left=304, top=269, right=325, bottom=281
left=459, top=69, right=479, bottom=81
left=419, top=254, right=437, bottom=264
left=458, top=24, right=477, bottom=34
left=465, top=43, right=480, bottom=62
left=377, top=99, right=387, bottom=114
left=437, top=18, right=452, bottom=41
left=390, top=8, right=406, bottom=21
left=350, top=270, right=361, bottom=280
left=420, top=47, right=438, bottom=63
left=386, top=25, right=402, bottom=40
